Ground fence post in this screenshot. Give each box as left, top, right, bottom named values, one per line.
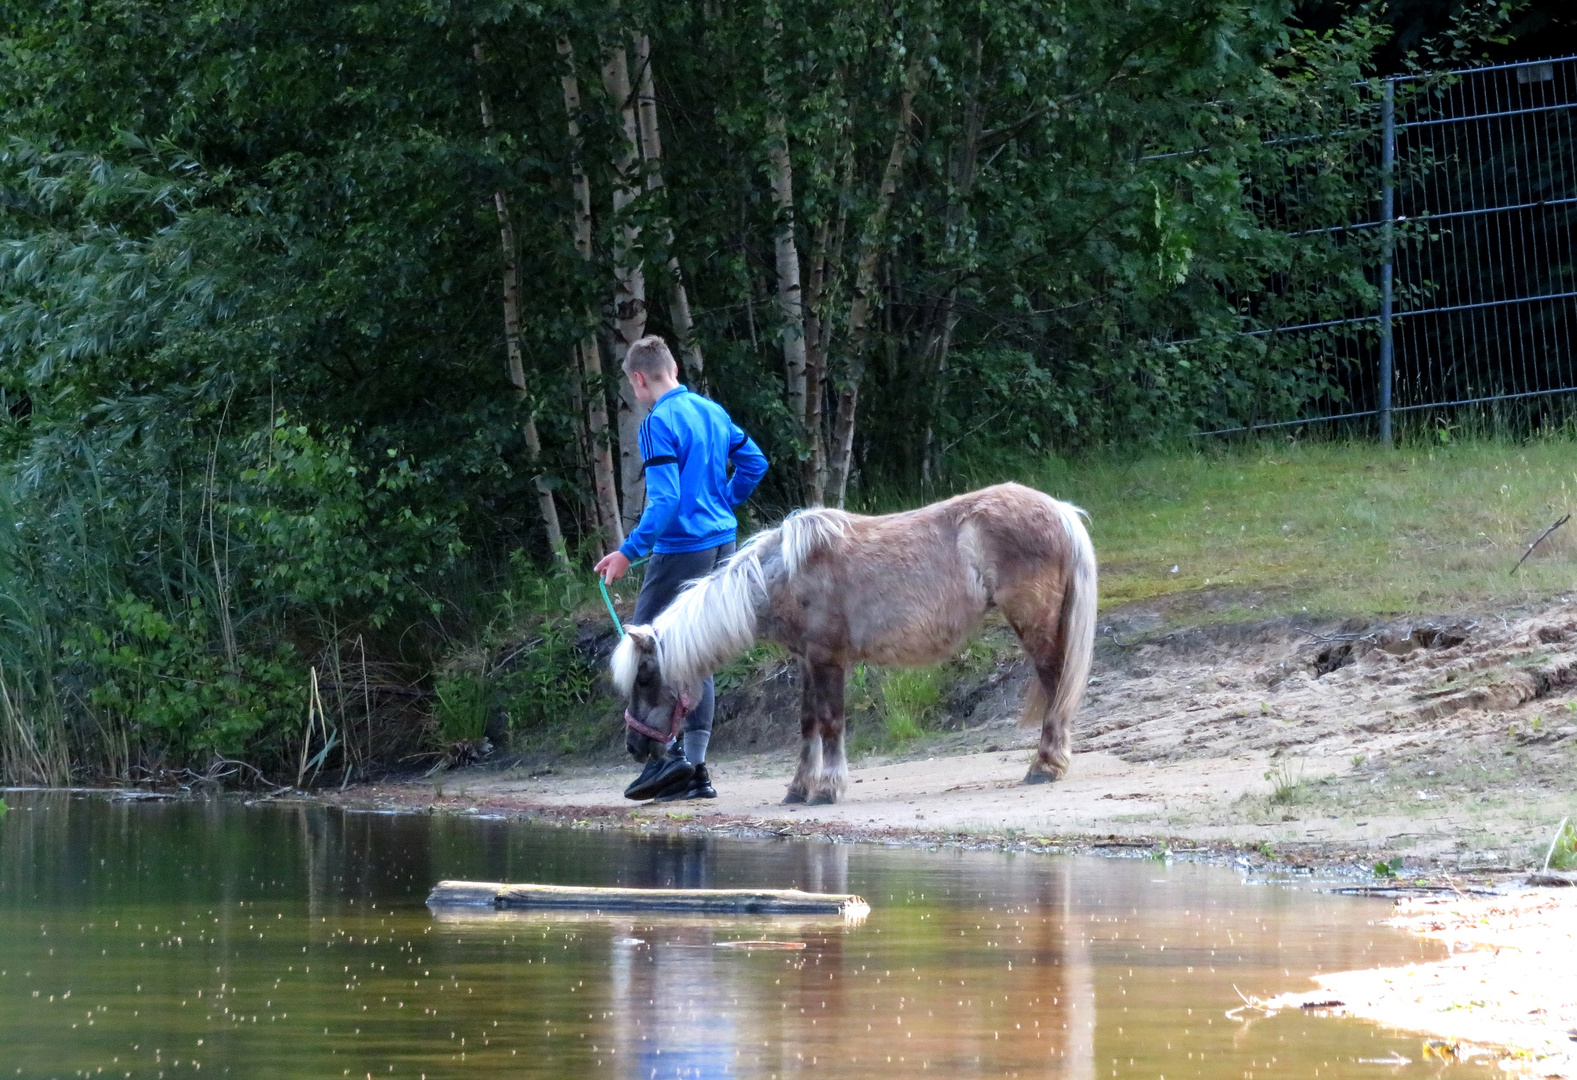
left=1378, top=77, right=1396, bottom=446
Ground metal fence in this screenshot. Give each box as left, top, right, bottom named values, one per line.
left=1199, top=53, right=1577, bottom=439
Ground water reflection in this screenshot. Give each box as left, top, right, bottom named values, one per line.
left=0, top=790, right=1490, bottom=1080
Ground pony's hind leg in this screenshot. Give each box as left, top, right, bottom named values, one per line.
left=1003, top=502, right=1096, bottom=785
left=1004, top=603, right=1073, bottom=784
left=1020, top=664, right=1070, bottom=784
left=808, top=665, right=849, bottom=805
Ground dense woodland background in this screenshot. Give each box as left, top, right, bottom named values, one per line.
left=0, top=0, right=1571, bottom=784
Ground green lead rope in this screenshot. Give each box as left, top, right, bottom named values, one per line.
left=599, top=556, right=648, bottom=638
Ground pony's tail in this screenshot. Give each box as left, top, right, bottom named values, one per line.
left=1049, top=502, right=1097, bottom=730
left=1022, top=499, right=1098, bottom=781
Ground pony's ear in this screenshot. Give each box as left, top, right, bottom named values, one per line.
left=627, top=626, right=657, bottom=655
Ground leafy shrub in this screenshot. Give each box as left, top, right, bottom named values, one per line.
left=491, top=557, right=600, bottom=745
left=229, top=418, right=466, bottom=625
left=76, top=595, right=299, bottom=761
left=1545, top=819, right=1577, bottom=872
left=431, top=674, right=491, bottom=745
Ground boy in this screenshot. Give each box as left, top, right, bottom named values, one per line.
left=594, top=335, right=768, bottom=801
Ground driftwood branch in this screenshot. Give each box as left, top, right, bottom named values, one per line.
left=427, top=880, right=869, bottom=918
left=1512, top=513, right=1570, bottom=574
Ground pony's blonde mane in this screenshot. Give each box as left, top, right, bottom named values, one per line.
left=779, top=507, right=849, bottom=576
left=608, top=625, right=651, bottom=697
left=609, top=509, right=850, bottom=694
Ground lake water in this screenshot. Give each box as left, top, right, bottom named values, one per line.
left=0, top=790, right=1488, bottom=1079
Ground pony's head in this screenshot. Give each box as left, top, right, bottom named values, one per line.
left=607, top=531, right=793, bottom=761
left=610, top=625, right=693, bottom=761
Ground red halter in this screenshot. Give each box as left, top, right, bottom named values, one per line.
left=623, top=692, right=691, bottom=744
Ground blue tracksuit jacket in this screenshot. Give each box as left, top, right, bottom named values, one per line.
left=618, top=385, right=769, bottom=560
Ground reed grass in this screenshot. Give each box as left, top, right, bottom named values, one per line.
left=0, top=659, right=70, bottom=786
left=0, top=474, right=73, bottom=785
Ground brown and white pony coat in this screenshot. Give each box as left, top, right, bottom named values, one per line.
left=610, top=482, right=1097, bottom=804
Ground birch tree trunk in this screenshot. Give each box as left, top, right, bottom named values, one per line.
left=602, top=40, right=648, bottom=532
left=766, top=109, right=807, bottom=438
left=633, top=33, right=705, bottom=388
left=559, top=38, right=624, bottom=548
left=800, top=219, right=829, bottom=504
left=921, top=39, right=984, bottom=487
left=826, top=64, right=921, bottom=508
left=475, top=39, right=567, bottom=564
left=801, top=151, right=852, bottom=506
left=763, top=14, right=806, bottom=445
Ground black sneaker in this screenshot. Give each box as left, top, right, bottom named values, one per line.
left=623, top=754, right=668, bottom=800
left=625, top=748, right=694, bottom=802
left=655, top=763, right=717, bottom=802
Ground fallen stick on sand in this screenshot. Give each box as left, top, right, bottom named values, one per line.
left=1512, top=513, right=1571, bottom=574
left=426, top=880, right=869, bottom=918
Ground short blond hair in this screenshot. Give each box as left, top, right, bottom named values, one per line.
left=623, top=335, right=678, bottom=378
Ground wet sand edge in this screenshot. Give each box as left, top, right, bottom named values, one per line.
left=1263, top=888, right=1577, bottom=1078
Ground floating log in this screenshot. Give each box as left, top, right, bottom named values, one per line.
left=426, top=880, right=869, bottom=917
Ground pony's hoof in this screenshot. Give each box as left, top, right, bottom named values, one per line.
left=782, top=790, right=807, bottom=804
left=806, top=792, right=837, bottom=806
left=1022, top=768, right=1056, bottom=785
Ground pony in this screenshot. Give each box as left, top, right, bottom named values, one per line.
left=610, top=482, right=1096, bottom=804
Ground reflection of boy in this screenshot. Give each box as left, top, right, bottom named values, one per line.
left=594, top=336, right=768, bottom=801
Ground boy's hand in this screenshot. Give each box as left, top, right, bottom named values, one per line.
left=595, top=550, right=631, bottom=584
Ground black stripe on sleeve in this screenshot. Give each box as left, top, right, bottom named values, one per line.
left=729, top=437, right=747, bottom=453
left=643, top=455, right=679, bottom=469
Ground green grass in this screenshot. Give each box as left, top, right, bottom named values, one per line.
left=1265, top=759, right=1307, bottom=804
left=1020, top=436, right=1577, bottom=618
left=843, top=662, right=949, bottom=755
left=880, top=666, right=946, bottom=740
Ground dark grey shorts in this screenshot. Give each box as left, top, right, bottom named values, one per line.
left=632, top=542, right=737, bottom=625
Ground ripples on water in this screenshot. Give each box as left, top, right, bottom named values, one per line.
left=0, top=791, right=1489, bottom=1079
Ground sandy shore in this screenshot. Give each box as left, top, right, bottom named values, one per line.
left=1265, top=887, right=1577, bottom=1076
left=364, top=596, right=1577, bottom=865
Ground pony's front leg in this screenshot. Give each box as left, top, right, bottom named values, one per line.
left=806, top=662, right=847, bottom=806
left=784, top=657, right=823, bottom=804
left=785, top=660, right=845, bottom=804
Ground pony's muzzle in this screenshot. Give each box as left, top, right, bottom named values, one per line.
left=626, top=726, right=661, bottom=762
left=622, top=694, right=691, bottom=761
